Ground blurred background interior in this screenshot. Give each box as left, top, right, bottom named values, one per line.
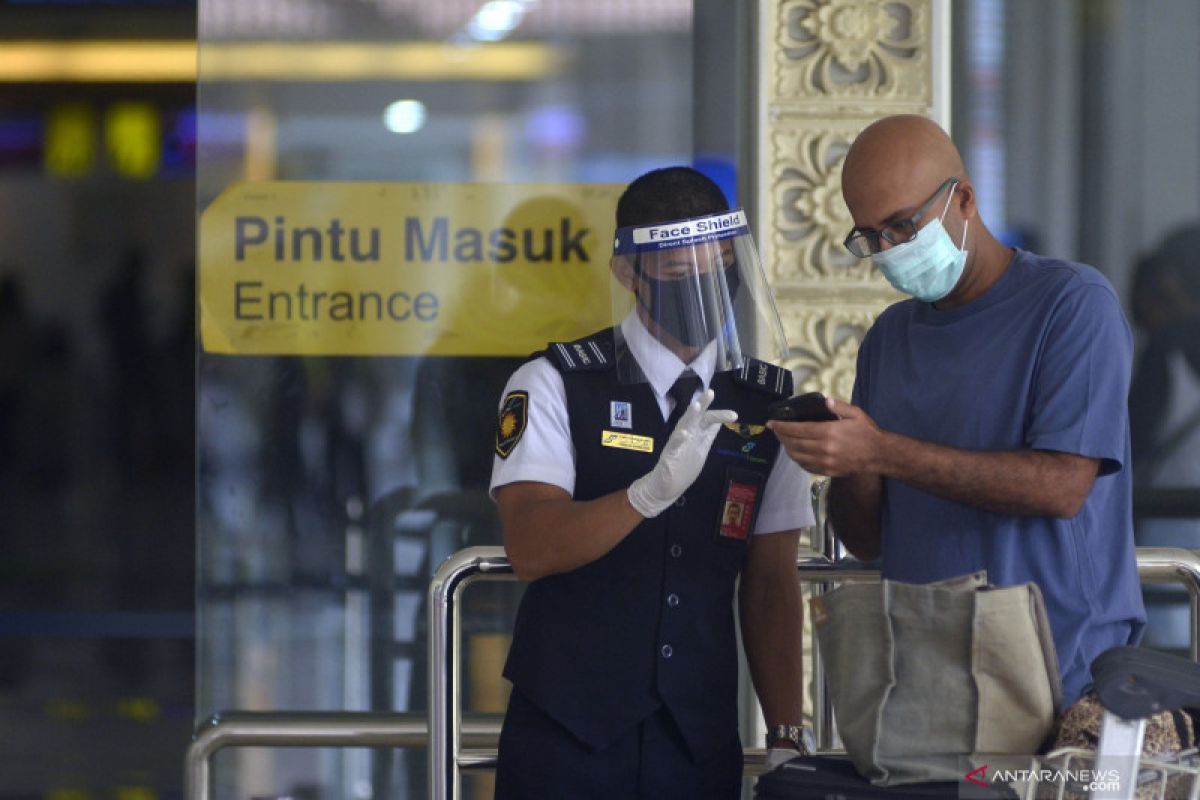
left=2, top=0, right=1200, bottom=798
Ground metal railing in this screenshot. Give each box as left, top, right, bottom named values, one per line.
left=427, top=547, right=514, bottom=800
left=184, top=711, right=500, bottom=800
left=1135, top=547, right=1200, bottom=662
left=425, top=546, right=813, bottom=799
left=186, top=545, right=1200, bottom=800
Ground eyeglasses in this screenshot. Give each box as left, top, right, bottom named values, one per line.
left=843, top=178, right=960, bottom=258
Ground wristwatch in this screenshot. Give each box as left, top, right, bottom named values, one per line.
left=766, top=723, right=813, bottom=754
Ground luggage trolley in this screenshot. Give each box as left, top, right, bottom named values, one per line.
left=989, top=550, right=1200, bottom=800
left=1010, top=645, right=1200, bottom=800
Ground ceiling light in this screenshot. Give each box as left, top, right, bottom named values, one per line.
left=467, top=1, right=527, bottom=42
left=383, top=100, right=427, bottom=134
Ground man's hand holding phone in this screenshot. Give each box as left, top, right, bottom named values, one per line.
left=767, top=391, right=838, bottom=423
left=767, top=394, right=885, bottom=477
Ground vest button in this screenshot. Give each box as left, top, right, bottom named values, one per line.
left=670, top=544, right=682, bottom=558
left=674, top=496, right=687, bottom=508
left=661, top=644, right=673, bottom=659
left=667, top=593, right=680, bottom=608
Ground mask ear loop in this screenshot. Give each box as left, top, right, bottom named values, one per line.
left=937, top=183, right=969, bottom=252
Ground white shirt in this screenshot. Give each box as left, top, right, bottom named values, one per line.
left=489, top=314, right=814, bottom=535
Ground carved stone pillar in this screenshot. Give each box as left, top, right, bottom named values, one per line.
left=742, top=0, right=951, bottom=742
left=751, top=0, right=951, bottom=399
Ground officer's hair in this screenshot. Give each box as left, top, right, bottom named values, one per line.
left=616, top=166, right=729, bottom=228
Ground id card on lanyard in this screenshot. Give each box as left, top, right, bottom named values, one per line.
left=717, top=467, right=764, bottom=542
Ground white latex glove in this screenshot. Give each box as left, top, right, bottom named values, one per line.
left=764, top=746, right=801, bottom=772
left=627, top=388, right=737, bottom=518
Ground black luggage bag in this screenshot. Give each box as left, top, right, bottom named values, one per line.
left=753, top=754, right=1015, bottom=799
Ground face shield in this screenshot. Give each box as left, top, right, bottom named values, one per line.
left=610, top=208, right=789, bottom=384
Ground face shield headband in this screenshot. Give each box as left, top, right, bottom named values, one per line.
left=614, top=209, right=748, bottom=348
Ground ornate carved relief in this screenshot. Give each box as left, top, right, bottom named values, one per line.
left=777, top=305, right=878, bottom=398
left=774, top=0, right=930, bottom=102
left=770, top=126, right=864, bottom=283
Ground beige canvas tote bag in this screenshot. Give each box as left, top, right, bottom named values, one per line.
left=810, top=572, right=1062, bottom=785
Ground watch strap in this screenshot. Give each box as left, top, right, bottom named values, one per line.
left=766, top=723, right=811, bottom=754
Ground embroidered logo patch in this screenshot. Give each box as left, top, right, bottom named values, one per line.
left=722, top=422, right=766, bottom=438
left=715, top=428, right=770, bottom=465
left=600, top=430, right=654, bottom=453
left=495, top=391, right=528, bottom=458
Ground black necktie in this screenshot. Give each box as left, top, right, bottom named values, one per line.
left=665, top=371, right=702, bottom=430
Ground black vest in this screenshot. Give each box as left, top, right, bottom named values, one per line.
left=503, top=328, right=792, bottom=760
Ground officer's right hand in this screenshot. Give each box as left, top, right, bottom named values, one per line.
left=627, top=388, right=737, bottom=518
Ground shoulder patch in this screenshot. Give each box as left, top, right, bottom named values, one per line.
left=495, top=391, right=529, bottom=459
left=547, top=338, right=614, bottom=373
left=735, top=358, right=793, bottom=398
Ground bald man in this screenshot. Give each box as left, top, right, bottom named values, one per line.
left=771, top=115, right=1145, bottom=707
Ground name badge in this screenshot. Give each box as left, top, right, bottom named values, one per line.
left=718, top=468, right=764, bottom=542
left=600, top=430, right=654, bottom=453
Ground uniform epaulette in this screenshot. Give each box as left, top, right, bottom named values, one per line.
left=546, top=335, right=615, bottom=373
left=735, top=357, right=793, bottom=397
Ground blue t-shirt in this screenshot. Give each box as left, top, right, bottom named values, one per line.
left=854, top=250, right=1146, bottom=706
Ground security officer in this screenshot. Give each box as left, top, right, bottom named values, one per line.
left=490, top=167, right=813, bottom=799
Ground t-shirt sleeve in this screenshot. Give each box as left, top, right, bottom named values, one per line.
left=753, top=447, right=816, bottom=535
left=1028, top=281, right=1132, bottom=475
left=489, top=358, right=576, bottom=499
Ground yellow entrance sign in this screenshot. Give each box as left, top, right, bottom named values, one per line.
left=199, top=181, right=623, bottom=356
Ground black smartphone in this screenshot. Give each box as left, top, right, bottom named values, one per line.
left=767, top=391, right=838, bottom=422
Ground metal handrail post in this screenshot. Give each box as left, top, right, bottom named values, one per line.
left=428, top=547, right=513, bottom=800
left=809, top=478, right=855, bottom=753
left=1134, top=546, right=1200, bottom=660
left=185, top=711, right=430, bottom=800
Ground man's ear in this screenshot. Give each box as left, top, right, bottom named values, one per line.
left=611, top=255, right=638, bottom=292
left=955, top=179, right=978, bottom=221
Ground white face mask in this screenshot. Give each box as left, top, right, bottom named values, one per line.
left=871, top=187, right=969, bottom=303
